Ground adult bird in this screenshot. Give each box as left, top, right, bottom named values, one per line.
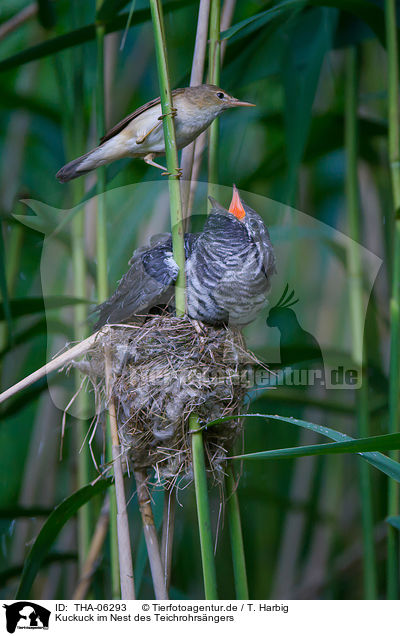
left=56, top=85, right=255, bottom=182
left=94, top=186, right=276, bottom=329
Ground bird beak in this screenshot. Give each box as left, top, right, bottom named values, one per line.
left=228, top=185, right=246, bottom=220
left=229, top=98, right=256, bottom=108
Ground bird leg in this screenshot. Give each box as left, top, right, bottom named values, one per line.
left=143, top=153, right=168, bottom=172
left=143, top=153, right=182, bottom=179
left=136, top=121, right=163, bottom=145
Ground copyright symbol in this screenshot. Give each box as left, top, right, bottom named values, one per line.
left=142, top=604, right=150, bottom=611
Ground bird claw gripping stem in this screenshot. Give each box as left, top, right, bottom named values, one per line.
left=158, top=107, right=178, bottom=120
left=162, top=167, right=183, bottom=178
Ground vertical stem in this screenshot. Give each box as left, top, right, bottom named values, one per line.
left=149, top=0, right=186, bottom=316
left=134, top=469, right=168, bottom=599
left=161, top=487, right=176, bottom=590
left=105, top=353, right=135, bottom=600
left=344, top=48, right=377, bottom=599
left=96, top=3, right=120, bottom=599
left=226, top=467, right=249, bottom=599
left=72, top=204, right=92, bottom=569
left=95, top=17, right=108, bottom=304
left=189, top=414, right=218, bottom=599
left=385, top=0, right=400, bottom=599
left=67, top=1, right=92, bottom=569
left=180, top=0, right=211, bottom=221
left=207, top=0, right=221, bottom=198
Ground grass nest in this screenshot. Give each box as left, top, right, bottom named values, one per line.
left=73, top=314, right=259, bottom=486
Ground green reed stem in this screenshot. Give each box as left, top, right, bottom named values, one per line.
left=207, top=0, right=220, bottom=198
left=189, top=414, right=218, bottom=599
left=65, top=1, right=92, bottom=569
left=96, top=2, right=121, bottom=598
left=344, top=47, right=377, bottom=599
left=149, top=0, right=185, bottom=316
left=71, top=206, right=92, bottom=570
left=385, top=0, right=400, bottom=599
left=226, top=466, right=249, bottom=599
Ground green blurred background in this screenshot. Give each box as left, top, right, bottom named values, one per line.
left=0, top=0, right=397, bottom=599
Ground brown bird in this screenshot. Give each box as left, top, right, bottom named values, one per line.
left=56, top=85, right=255, bottom=182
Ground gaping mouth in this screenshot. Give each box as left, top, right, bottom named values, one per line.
left=228, top=185, right=246, bottom=220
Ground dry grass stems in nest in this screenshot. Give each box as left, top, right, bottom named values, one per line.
left=70, top=314, right=260, bottom=486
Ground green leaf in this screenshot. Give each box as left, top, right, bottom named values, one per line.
left=0, top=296, right=90, bottom=321
left=0, top=1, right=195, bottom=73
left=386, top=516, right=400, bottom=531
left=97, top=0, right=132, bottom=21
left=0, top=505, right=53, bottom=518
left=283, top=7, right=338, bottom=202
left=221, top=0, right=300, bottom=41
left=204, top=414, right=400, bottom=482
left=222, top=0, right=388, bottom=47
left=16, top=480, right=112, bottom=599
left=0, top=221, right=13, bottom=342
left=232, top=432, right=400, bottom=460
left=37, top=0, right=56, bottom=30
left=0, top=318, right=72, bottom=359
left=1, top=552, right=76, bottom=587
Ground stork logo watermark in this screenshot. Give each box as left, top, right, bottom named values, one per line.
left=3, top=603, right=50, bottom=633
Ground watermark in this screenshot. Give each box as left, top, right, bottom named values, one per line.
left=3, top=603, right=50, bottom=633
left=125, top=363, right=360, bottom=390
left=17, top=182, right=381, bottom=415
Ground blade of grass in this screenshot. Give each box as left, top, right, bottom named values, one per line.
left=386, top=516, right=400, bottom=531
left=345, top=46, right=376, bottom=599
left=226, top=466, right=248, bottom=599
left=385, top=0, right=400, bottom=600
left=202, top=414, right=400, bottom=482
left=189, top=414, right=218, bottom=598
left=231, top=432, right=400, bottom=460
left=15, top=478, right=112, bottom=599
left=0, top=2, right=195, bottom=73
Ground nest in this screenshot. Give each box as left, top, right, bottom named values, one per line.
left=72, top=314, right=259, bottom=485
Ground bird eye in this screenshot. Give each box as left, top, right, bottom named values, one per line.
left=217, top=92, right=225, bottom=99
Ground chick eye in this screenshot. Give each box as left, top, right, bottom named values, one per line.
left=217, top=92, right=225, bottom=99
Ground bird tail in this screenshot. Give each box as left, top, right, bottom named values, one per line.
left=56, top=147, right=103, bottom=183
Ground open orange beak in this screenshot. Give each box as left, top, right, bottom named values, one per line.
left=228, top=185, right=246, bottom=220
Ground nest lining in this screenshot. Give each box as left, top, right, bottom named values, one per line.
left=72, top=314, right=258, bottom=485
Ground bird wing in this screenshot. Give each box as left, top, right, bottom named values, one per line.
left=99, top=88, right=186, bottom=145
left=94, top=238, right=176, bottom=328
left=94, top=232, right=197, bottom=329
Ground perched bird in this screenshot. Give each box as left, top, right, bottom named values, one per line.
left=56, top=85, right=255, bottom=182
left=94, top=186, right=276, bottom=329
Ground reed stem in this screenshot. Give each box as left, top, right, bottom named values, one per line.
left=345, top=47, right=377, bottom=599
left=226, top=467, right=249, bottom=599
left=149, top=0, right=185, bottom=316
left=207, top=0, right=221, bottom=198
left=385, top=0, right=400, bottom=599
left=105, top=352, right=135, bottom=599
left=95, top=2, right=120, bottom=599
left=134, top=469, right=168, bottom=599
left=189, top=414, right=218, bottom=599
